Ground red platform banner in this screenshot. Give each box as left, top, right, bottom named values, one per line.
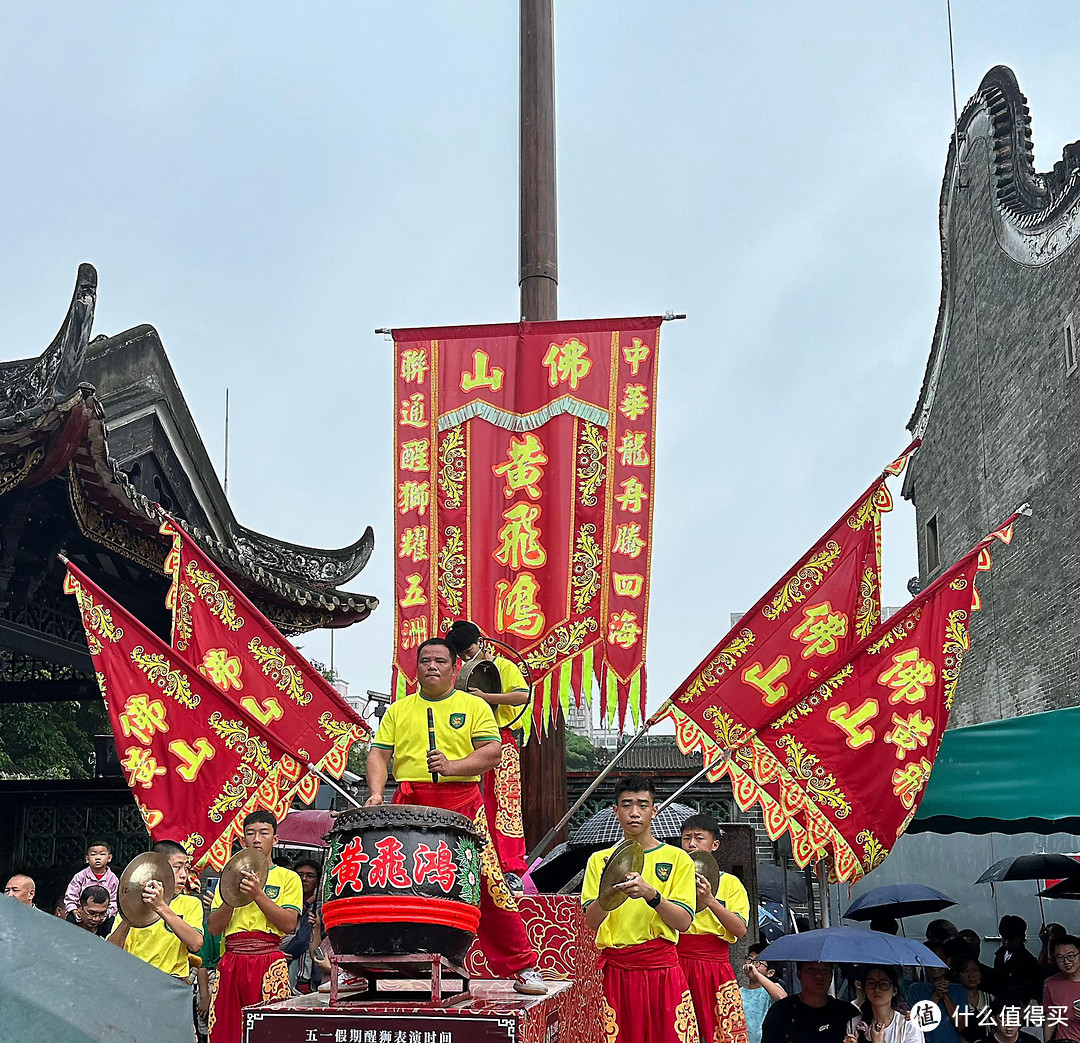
left=160, top=518, right=370, bottom=775
left=391, top=317, right=662, bottom=732
left=64, top=562, right=327, bottom=869
left=668, top=445, right=917, bottom=739
left=670, top=510, right=1022, bottom=883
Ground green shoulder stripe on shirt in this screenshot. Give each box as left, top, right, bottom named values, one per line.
left=472, top=735, right=500, bottom=744
left=671, top=900, right=695, bottom=917
left=279, top=904, right=301, bottom=913
left=582, top=898, right=594, bottom=908
left=371, top=741, right=394, bottom=749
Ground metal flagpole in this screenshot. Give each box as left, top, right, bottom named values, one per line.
left=307, top=763, right=363, bottom=809
left=655, top=762, right=714, bottom=814
left=525, top=699, right=674, bottom=864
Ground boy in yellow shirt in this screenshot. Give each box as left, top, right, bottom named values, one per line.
left=207, top=811, right=302, bottom=1043
left=108, top=839, right=203, bottom=978
left=446, top=620, right=531, bottom=886
left=581, top=775, right=699, bottom=1043
left=678, top=813, right=751, bottom=1043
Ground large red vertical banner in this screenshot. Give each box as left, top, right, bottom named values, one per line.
left=391, top=318, right=662, bottom=731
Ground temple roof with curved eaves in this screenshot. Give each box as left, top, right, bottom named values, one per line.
left=908, top=65, right=1080, bottom=437
left=0, top=264, right=378, bottom=631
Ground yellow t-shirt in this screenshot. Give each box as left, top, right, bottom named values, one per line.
left=582, top=841, right=696, bottom=950
left=492, top=657, right=531, bottom=730
left=372, top=689, right=500, bottom=782
left=211, top=864, right=303, bottom=938
left=685, top=870, right=750, bottom=942
left=123, top=892, right=204, bottom=978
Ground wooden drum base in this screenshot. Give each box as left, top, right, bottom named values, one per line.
left=328, top=952, right=471, bottom=1007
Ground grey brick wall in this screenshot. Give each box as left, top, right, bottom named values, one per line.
left=904, top=105, right=1080, bottom=726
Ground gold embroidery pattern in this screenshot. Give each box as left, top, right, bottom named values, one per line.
left=677, top=628, right=755, bottom=703
left=0, top=445, right=45, bottom=494
left=318, top=711, right=364, bottom=744
left=474, top=804, right=518, bottom=912
left=940, top=609, right=969, bottom=710
left=577, top=421, right=606, bottom=506
left=769, top=665, right=854, bottom=729
left=181, top=833, right=205, bottom=854
left=775, top=735, right=851, bottom=818
left=854, top=566, right=879, bottom=639
left=437, top=526, right=466, bottom=615
left=438, top=426, right=466, bottom=510
left=857, top=829, right=888, bottom=872
left=867, top=608, right=922, bottom=655
left=186, top=560, right=244, bottom=631
left=601, top=1000, right=620, bottom=1043
left=173, top=586, right=195, bottom=652
left=130, top=646, right=200, bottom=709
left=261, top=958, right=292, bottom=1002
left=247, top=637, right=313, bottom=705
left=494, top=739, right=524, bottom=839
left=674, top=990, right=699, bottom=1043
left=715, top=977, right=750, bottom=1043
left=762, top=542, right=841, bottom=620
left=208, top=712, right=272, bottom=771
left=67, top=579, right=124, bottom=656
left=571, top=524, right=602, bottom=613
left=525, top=619, right=598, bottom=672
left=208, top=764, right=260, bottom=822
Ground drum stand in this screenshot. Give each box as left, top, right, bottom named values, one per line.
left=328, top=953, right=471, bottom=1006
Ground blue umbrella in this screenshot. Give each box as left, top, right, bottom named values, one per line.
left=843, top=884, right=956, bottom=922
left=758, top=926, right=946, bottom=967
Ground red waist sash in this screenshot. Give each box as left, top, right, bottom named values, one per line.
left=677, top=933, right=732, bottom=963
left=393, top=781, right=481, bottom=814
left=600, top=937, right=679, bottom=971
left=224, top=930, right=282, bottom=956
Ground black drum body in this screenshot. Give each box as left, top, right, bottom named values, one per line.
left=322, top=805, right=484, bottom=964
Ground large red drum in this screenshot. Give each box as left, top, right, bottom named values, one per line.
left=322, top=805, right=484, bottom=964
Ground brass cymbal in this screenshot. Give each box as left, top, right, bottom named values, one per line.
left=118, top=851, right=176, bottom=928
left=456, top=658, right=502, bottom=695
left=597, top=840, right=645, bottom=911
left=219, top=847, right=270, bottom=908
left=690, top=849, right=720, bottom=912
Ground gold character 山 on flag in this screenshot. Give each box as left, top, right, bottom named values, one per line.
left=391, top=317, right=663, bottom=732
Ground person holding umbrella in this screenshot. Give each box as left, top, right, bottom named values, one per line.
left=761, top=961, right=860, bottom=1043
left=854, top=965, right=925, bottom=1043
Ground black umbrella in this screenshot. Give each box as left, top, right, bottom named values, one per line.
left=844, top=883, right=956, bottom=923
left=975, top=854, right=1080, bottom=884
left=570, top=802, right=698, bottom=846
left=1039, top=879, right=1080, bottom=900
left=757, top=861, right=808, bottom=905
left=529, top=841, right=604, bottom=893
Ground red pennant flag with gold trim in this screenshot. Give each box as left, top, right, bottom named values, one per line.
left=667, top=445, right=916, bottom=743
left=160, top=518, right=370, bottom=784
left=676, top=509, right=1023, bottom=883
left=64, top=562, right=323, bottom=869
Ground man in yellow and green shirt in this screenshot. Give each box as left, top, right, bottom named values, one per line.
left=206, top=811, right=302, bottom=1042
left=446, top=620, right=531, bottom=884
left=366, top=636, right=545, bottom=995
left=108, top=838, right=204, bottom=979
left=581, top=775, right=699, bottom=1043
left=679, top=812, right=751, bottom=1043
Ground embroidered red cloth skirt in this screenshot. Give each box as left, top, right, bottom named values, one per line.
left=599, top=938, right=699, bottom=1043
left=482, top=726, right=528, bottom=874
left=393, top=781, right=537, bottom=977
left=677, top=934, right=749, bottom=1043
left=209, top=931, right=290, bottom=1043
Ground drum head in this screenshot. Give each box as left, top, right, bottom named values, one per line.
left=456, top=658, right=502, bottom=695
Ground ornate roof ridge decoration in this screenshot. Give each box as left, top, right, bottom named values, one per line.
left=908, top=65, right=1080, bottom=437
left=0, top=264, right=378, bottom=631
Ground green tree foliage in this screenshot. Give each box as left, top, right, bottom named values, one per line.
left=0, top=699, right=108, bottom=779
left=566, top=729, right=601, bottom=771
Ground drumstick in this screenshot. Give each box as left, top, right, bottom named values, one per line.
left=427, top=707, right=439, bottom=783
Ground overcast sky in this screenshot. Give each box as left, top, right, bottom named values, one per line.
left=1, top=2, right=1076, bottom=724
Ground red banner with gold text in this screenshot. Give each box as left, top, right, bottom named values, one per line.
left=670, top=510, right=1022, bottom=883
left=391, top=318, right=662, bottom=732
left=160, top=518, right=370, bottom=779
left=64, top=562, right=322, bottom=870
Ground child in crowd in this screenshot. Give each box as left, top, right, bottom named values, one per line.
left=64, top=837, right=119, bottom=916
left=107, top=839, right=204, bottom=979
left=741, top=942, right=787, bottom=1043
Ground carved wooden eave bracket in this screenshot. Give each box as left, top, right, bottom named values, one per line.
left=0, top=264, right=379, bottom=633
left=907, top=65, right=1080, bottom=442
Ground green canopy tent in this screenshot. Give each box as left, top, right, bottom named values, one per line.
left=910, top=707, right=1080, bottom=835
